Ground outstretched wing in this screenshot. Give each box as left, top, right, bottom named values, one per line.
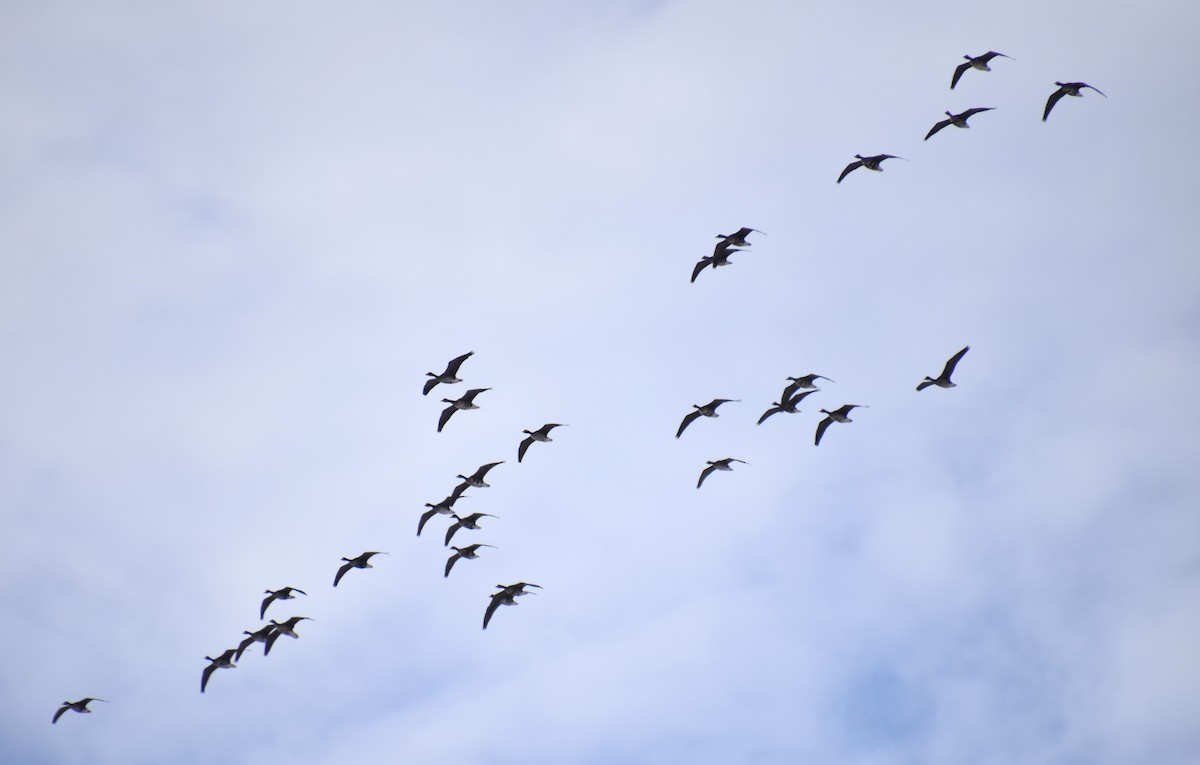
left=259, top=592, right=276, bottom=620
left=950, top=60, right=971, bottom=89
left=444, top=519, right=463, bottom=547
left=1043, top=87, right=1067, bottom=121
left=444, top=553, right=461, bottom=578
left=201, top=663, right=217, bottom=693
left=333, top=561, right=353, bottom=588
left=925, top=118, right=952, bottom=141
left=517, top=436, right=534, bottom=463
left=916, top=378, right=936, bottom=392
left=445, top=351, right=474, bottom=376
left=691, top=257, right=711, bottom=283
left=814, top=417, right=833, bottom=446
left=941, top=346, right=970, bottom=380
left=52, top=705, right=69, bottom=724
left=757, top=406, right=782, bottom=425
left=676, top=410, right=701, bottom=438
left=417, top=507, right=439, bottom=537
left=483, top=592, right=507, bottom=629
left=697, top=464, right=717, bottom=489
left=836, top=160, right=862, bottom=184
left=437, top=405, right=456, bottom=433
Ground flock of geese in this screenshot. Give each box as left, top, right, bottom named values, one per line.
left=49, top=46, right=1104, bottom=726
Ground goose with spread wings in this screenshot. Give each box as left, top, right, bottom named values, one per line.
left=263, top=616, right=314, bottom=656
left=333, top=551, right=387, bottom=587
left=423, top=351, right=474, bottom=396
left=483, top=582, right=542, bottom=629
left=518, top=423, right=566, bottom=463
left=1043, top=82, right=1106, bottom=121
left=837, top=154, right=904, bottom=183
left=925, top=108, right=994, bottom=140
left=260, top=586, right=306, bottom=620
left=814, top=405, right=867, bottom=446
left=445, top=543, right=496, bottom=578
left=757, top=388, right=819, bottom=425
left=438, top=388, right=490, bottom=432
left=917, top=346, right=970, bottom=391
left=444, top=512, right=498, bottom=546
left=200, top=649, right=237, bottom=693
left=676, top=399, right=739, bottom=438
left=52, top=697, right=107, bottom=723
left=950, top=51, right=1013, bottom=89
left=697, top=458, right=747, bottom=489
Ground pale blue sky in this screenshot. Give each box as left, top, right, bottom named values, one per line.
left=2, top=1, right=1198, bottom=764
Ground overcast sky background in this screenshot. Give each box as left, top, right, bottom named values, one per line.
left=3, top=1, right=1199, bottom=763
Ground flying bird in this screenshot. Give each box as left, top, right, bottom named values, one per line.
left=518, top=423, right=566, bottom=463
left=418, top=494, right=468, bottom=536
left=200, top=649, right=236, bottom=694
left=52, top=698, right=107, bottom=724
left=691, top=246, right=742, bottom=283
left=837, top=154, right=904, bottom=183
left=697, top=458, right=747, bottom=489
left=715, top=227, right=765, bottom=249
left=438, top=388, right=490, bottom=432
left=260, top=586, right=307, bottom=620
left=235, top=625, right=277, bottom=661
left=917, top=346, right=970, bottom=391
left=782, top=373, right=833, bottom=402
left=482, top=583, right=542, bottom=630
left=423, top=351, right=474, bottom=396
left=814, top=405, right=867, bottom=446
left=676, top=399, right=739, bottom=438
left=264, top=616, right=313, bottom=656
left=950, top=51, right=1013, bottom=89
left=1043, top=82, right=1106, bottom=121
left=453, top=461, right=504, bottom=496
left=445, top=544, right=496, bottom=578
left=445, top=512, right=498, bottom=546
left=757, top=388, right=820, bottom=425
left=333, top=551, right=387, bottom=587
left=925, top=107, right=995, bottom=140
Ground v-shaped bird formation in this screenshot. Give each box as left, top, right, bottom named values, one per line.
left=48, top=38, right=1108, bottom=728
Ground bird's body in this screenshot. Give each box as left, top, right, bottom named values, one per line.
left=418, top=494, right=468, bottom=536
left=438, top=388, right=490, bottom=432
left=691, top=247, right=742, bottom=283
left=260, top=586, right=307, bottom=620
left=483, top=583, right=542, bottom=629
left=52, top=698, right=107, bottom=723
left=715, top=227, right=765, bottom=249
left=814, top=405, right=866, bottom=446
left=782, top=374, right=833, bottom=402
left=445, top=512, right=498, bottom=546
left=917, top=346, right=970, bottom=391
left=333, top=551, right=387, bottom=587
left=676, top=398, right=739, bottom=438
left=264, top=616, right=313, bottom=655
left=236, top=625, right=277, bottom=661
left=837, top=154, right=903, bottom=183
left=757, top=389, right=818, bottom=425
left=925, top=107, right=994, bottom=140
left=201, top=649, right=237, bottom=693
left=1043, top=82, right=1106, bottom=121
left=697, top=458, right=747, bottom=489
left=518, top=423, right=566, bottom=463
left=423, top=351, right=474, bottom=396
left=445, top=544, right=496, bottom=577
left=453, top=461, right=504, bottom=496
left=951, top=51, right=1012, bottom=89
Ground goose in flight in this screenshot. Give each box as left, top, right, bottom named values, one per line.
left=837, top=154, right=904, bottom=183
left=423, top=351, right=474, bottom=396
left=445, top=512, right=498, bottom=546
left=333, top=551, right=387, bottom=587
left=782, top=373, right=833, bottom=401
left=814, top=405, right=867, bottom=446
left=518, top=423, right=566, bottom=463
left=691, top=246, right=742, bottom=283
left=453, top=461, right=504, bottom=496
left=264, top=616, right=314, bottom=656
left=200, top=649, right=237, bottom=693
left=676, top=399, right=739, bottom=438
left=260, top=586, right=307, bottom=620
left=715, top=227, right=765, bottom=249
left=418, top=494, right=468, bottom=536
left=925, top=107, right=994, bottom=140
left=438, top=388, right=490, bottom=432
left=52, top=698, right=107, bottom=724
left=236, top=624, right=276, bottom=661
left=445, top=543, right=496, bottom=578
left=697, top=458, right=747, bottom=489
left=917, top=346, right=970, bottom=391
left=757, top=388, right=819, bottom=425
left=1043, top=82, right=1106, bottom=121
left=951, top=51, right=1013, bottom=89
left=483, top=583, right=542, bottom=630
